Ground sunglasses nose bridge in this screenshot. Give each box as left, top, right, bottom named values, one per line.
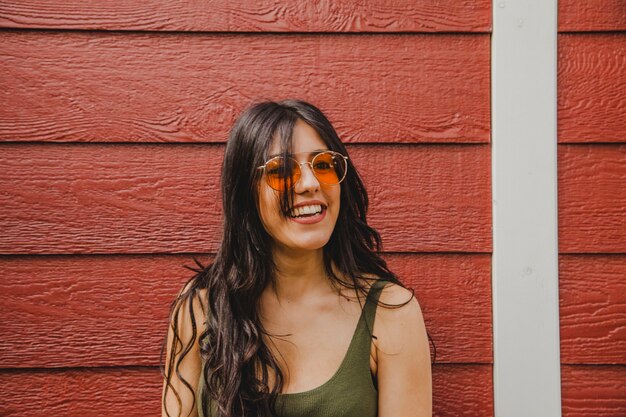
left=295, top=160, right=321, bottom=187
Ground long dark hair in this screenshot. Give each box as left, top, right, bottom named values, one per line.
left=162, top=100, right=408, bottom=417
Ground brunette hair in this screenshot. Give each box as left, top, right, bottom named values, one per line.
left=162, top=100, right=407, bottom=417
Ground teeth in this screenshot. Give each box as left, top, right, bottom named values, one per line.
left=290, top=204, right=323, bottom=217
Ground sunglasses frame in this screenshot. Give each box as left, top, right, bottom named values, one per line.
left=257, top=150, right=349, bottom=191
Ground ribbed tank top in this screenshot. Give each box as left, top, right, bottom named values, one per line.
left=198, top=279, right=387, bottom=417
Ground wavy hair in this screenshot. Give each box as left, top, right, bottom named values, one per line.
left=162, top=100, right=412, bottom=417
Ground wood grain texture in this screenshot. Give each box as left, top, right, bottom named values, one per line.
left=0, top=1, right=492, bottom=33
left=0, top=367, right=163, bottom=417
left=561, top=365, right=626, bottom=417
left=559, top=1, right=626, bottom=32
left=432, top=364, right=493, bottom=417
left=0, top=143, right=492, bottom=254
left=558, top=144, right=626, bottom=253
left=0, top=364, right=492, bottom=416
left=0, top=254, right=202, bottom=368
left=0, top=253, right=491, bottom=368
left=559, top=34, right=626, bottom=143
left=0, top=31, right=490, bottom=144
left=559, top=255, right=626, bottom=365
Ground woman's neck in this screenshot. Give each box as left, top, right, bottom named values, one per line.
left=268, top=246, right=331, bottom=302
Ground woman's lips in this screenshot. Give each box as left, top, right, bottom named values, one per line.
left=288, top=207, right=327, bottom=224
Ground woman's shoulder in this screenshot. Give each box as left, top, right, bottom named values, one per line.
left=376, top=280, right=416, bottom=305
left=170, top=277, right=209, bottom=333
left=369, top=279, right=426, bottom=350
left=361, top=276, right=417, bottom=308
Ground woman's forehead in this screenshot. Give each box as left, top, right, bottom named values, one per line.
left=268, top=119, right=327, bottom=156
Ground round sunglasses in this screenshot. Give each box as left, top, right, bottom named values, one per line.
left=257, top=150, right=349, bottom=191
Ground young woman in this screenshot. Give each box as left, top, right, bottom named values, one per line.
left=162, top=100, right=432, bottom=417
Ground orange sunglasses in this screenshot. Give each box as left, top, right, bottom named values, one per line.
left=257, top=150, right=349, bottom=191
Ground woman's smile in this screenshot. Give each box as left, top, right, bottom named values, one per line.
left=288, top=200, right=327, bottom=224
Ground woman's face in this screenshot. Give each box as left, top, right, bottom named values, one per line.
left=258, top=119, right=341, bottom=254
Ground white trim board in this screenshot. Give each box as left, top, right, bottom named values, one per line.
left=491, top=1, right=562, bottom=416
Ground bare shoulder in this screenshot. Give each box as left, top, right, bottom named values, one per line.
left=174, top=279, right=208, bottom=325
left=373, top=281, right=427, bottom=354
left=377, top=281, right=414, bottom=301
left=377, top=281, right=423, bottom=317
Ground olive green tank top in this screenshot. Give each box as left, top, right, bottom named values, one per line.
left=198, top=279, right=387, bottom=417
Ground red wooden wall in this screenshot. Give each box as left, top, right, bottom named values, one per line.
left=558, top=1, right=626, bottom=416
left=2, top=2, right=625, bottom=417
left=0, top=2, right=493, bottom=416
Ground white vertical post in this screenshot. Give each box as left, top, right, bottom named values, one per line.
left=491, top=0, right=562, bottom=416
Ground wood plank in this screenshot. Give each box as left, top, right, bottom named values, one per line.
left=559, top=1, right=626, bottom=32
left=560, top=255, right=626, bottom=365
left=0, top=31, right=490, bottom=144
left=0, top=254, right=194, bottom=368
left=0, top=143, right=492, bottom=254
left=559, top=34, right=626, bottom=143
left=0, top=254, right=491, bottom=368
left=0, top=367, right=163, bottom=417
left=561, top=365, right=626, bottom=417
left=0, top=364, right=492, bottom=416
left=0, top=1, right=492, bottom=33
left=433, top=364, right=493, bottom=417
left=558, top=144, right=626, bottom=253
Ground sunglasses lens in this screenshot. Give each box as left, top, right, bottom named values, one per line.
left=313, top=152, right=347, bottom=185
left=265, top=157, right=300, bottom=191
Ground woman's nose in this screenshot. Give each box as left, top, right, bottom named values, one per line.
left=295, top=162, right=320, bottom=192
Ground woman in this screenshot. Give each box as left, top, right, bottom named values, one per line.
left=162, top=100, right=432, bottom=417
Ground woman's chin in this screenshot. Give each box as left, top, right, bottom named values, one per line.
left=278, top=236, right=331, bottom=253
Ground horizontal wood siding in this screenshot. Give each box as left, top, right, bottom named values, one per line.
left=0, top=1, right=493, bottom=415
left=0, top=144, right=492, bottom=254
left=558, top=144, right=626, bottom=253
left=559, top=255, right=626, bottom=364
left=558, top=34, right=626, bottom=143
left=0, top=31, right=490, bottom=144
left=561, top=366, right=626, bottom=417
left=558, top=7, right=626, bottom=415
left=559, top=1, right=626, bottom=32
left=0, top=1, right=491, bottom=32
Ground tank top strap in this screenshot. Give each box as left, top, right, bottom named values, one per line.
left=342, top=279, right=389, bottom=376
left=362, top=279, right=388, bottom=332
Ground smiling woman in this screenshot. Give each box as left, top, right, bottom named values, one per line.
left=161, top=100, right=432, bottom=417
